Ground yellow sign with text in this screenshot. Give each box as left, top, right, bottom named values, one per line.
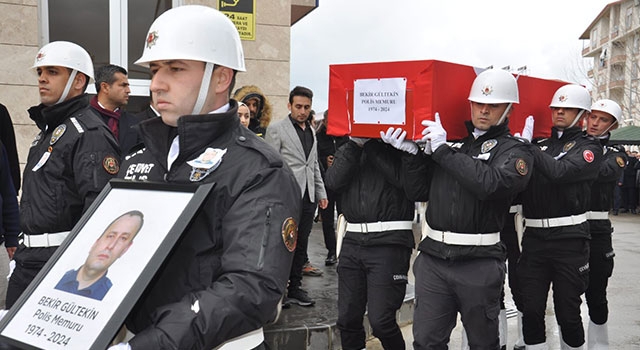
left=219, top=0, right=256, bottom=41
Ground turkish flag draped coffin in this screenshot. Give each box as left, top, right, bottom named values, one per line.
left=327, top=59, right=570, bottom=141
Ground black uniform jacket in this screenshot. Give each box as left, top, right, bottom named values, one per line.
left=325, top=140, right=415, bottom=249
left=521, top=126, right=603, bottom=240
left=20, top=94, right=119, bottom=235
left=402, top=121, right=534, bottom=260
left=589, top=138, right=626, bottom=235
left=121, top=100, right=300, bottom=350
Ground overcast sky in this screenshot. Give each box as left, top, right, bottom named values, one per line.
left=290, top=0, right=614, bottom=113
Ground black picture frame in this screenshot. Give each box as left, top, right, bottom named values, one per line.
left=0, top=179, right=214, bottom=350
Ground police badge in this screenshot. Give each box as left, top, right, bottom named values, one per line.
left=50, top=124, right=66, bottom=145
left=187, top=148, right=227, bottom=182
left=481, top=139, right=498, bottom=153
left=563, top=141, right=576, bottom=153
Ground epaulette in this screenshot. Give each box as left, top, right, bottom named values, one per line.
left=235, top=132, right=283, bottom=167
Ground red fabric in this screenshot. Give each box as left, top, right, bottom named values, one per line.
left=327, top=59, right=570, bottom=141
left=90, top=96, right=120, bottom=140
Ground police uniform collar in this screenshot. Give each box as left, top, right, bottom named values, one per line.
left=28, top=94, right=90, bottom=132
left=138, top=99, right=240, bottom=166
left=551, top=126, right=582, bottom=140
left=464, top=120, right=510, bottom=140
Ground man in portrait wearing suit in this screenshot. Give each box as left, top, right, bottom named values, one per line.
left=265, top=86, right=328, bottom=307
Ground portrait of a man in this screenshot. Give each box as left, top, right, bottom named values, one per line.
left=54, top=210, right=144, bottom=301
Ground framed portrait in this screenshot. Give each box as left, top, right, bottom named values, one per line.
left=0, top=180, right=214, bottom=350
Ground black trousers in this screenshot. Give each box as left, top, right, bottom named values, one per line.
left=413, top=253, right=505, bottom=350
left=6, top=245, right=57, bottom=308
left=500, top=213, right=523, bottom=311
left=586, top=232, right=614, bottom=325
left=288, top=190, right=316, bottom=291
left=337, top=242, right=411, bottom=350
left=518, top=236, right=589, bottom=347
left=319, top=188, right=341, bottom=255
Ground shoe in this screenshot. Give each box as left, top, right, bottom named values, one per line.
left=325, top=253, right=337, bottom=266
left=631, top=209, right=637, bottom=214
left=302, top=261, right=323, bottom=276
left=287, top=288, right=315, bottom=306
left=613, top=210, right=618, bottom=216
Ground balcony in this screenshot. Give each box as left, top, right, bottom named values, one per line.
left=610, top=78, right=626, bottom=90
left=610, top=54, right=627, bottom=65
left=600, top=37, right=610, bottom=46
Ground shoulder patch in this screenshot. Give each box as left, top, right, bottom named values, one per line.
left=515, top=158, right=528, bottom=176
left=282, top=217, right=298, bottom=252
left=583, top=150, right=595, bottom=163
left=103, top=155, right=120, bottom=175
left=616, top=156, right=625, bottom=168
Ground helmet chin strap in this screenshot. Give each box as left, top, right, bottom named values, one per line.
left=55, top=69, right=78, bottom=105
left=496, top=103, right=512, bottom=126
left=567, top=110, right=585, bottom=129
left=192, top=62, right=215, bottom=115
left=597, top=120, right=618, bottom=138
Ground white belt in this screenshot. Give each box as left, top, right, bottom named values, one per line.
left=586, top=211, right=609, bottom=220
left=346, top=220, right=414, bottom=233
left=215, top=327, right=264, bottom=350
left=509, top=204, right=522, bottom=214
left=20, top=231, right=70, bottom=248
left=525, top=213, right=587, bottom=228
left=425, top=225, right=500, bottom=246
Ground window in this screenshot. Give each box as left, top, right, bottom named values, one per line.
left=626, top=7, right=633, bottom=29
left=42, top=0, right=179, bottom=112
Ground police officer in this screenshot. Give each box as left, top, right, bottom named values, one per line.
left=519, top=84, right=603, bottom=350
left=584, top=99, right=625, bottom=349
left=109, top=6, right=300, bottom=350
left=384, top=69, right=534, bottom=349
left=5, top=41, right=120, bottom=308
left=325, top=137, right=415, bottom=350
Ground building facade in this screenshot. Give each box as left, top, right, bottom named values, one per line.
left=0, top=0, right=316, bottom=177
left=581, top=0, right=640, bottom=126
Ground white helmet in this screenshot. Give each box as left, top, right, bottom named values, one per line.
left=591, top=99, right=622, bottom=124
left=468, top=69, right=519, bottom=104
left=549, top=84, right=591, bottom=112
left=32, top=41, right=94, bottom=81
left=135, top=5, right=245, bottom=71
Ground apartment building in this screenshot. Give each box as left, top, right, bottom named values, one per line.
left=581, top=0, right=640, bottom=126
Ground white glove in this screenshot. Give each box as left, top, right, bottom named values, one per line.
left=349, top=136, right=369, bottom=147
left=379, top=127, right=419, bottom=155
left=514, top=115, right=535, bottom=141
left=421, top=112, right=447, bottom=152
left=108, top=343, right=131, bottom=350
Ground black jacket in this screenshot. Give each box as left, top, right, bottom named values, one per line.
left=121, top=100, right=300, bottom=350
left=589, top=138, right=626, bottom=235
left=20, top=94, right=120, bottom=235
left=0, top=142, right=19, bottom=247
left=0, top=104, right=20, bottom=192
left=403, top=121, right=533, bottom=260
left=325, top=140, right=415, bottom=248
left=521, top=126, right=603, bottom=240
left=316, top=123, right=348, bottom=173
left=89, top=97, right=147, bottom=155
